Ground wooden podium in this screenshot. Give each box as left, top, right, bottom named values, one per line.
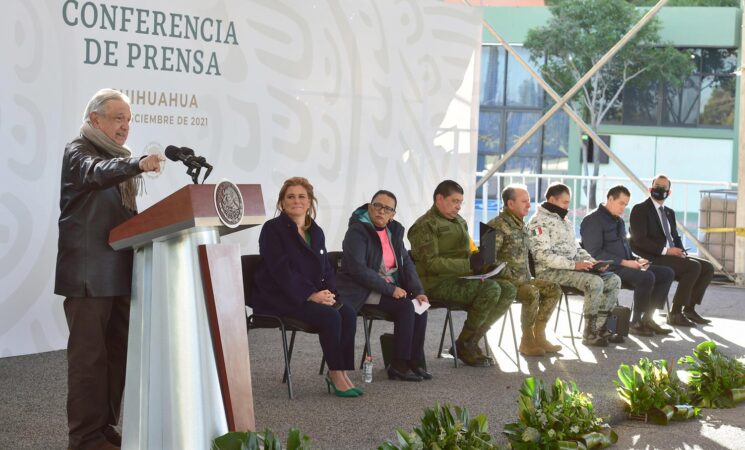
left=109, top=184, right=264, bottom=450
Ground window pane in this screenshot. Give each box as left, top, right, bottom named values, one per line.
left=700, top=75, right=735, bottom=127
left=623, top=80, right=659, bottom=125
left=506, top=47, right=544, bottom=107
left=662, top=75, right=700, bottom=126
left=542, top=112, right=569, bottom=173
left=480, top=46, right=505, bottom=106
left=702, top=48, right=737, bottom=74
left=542, top=111, right=569, bottom=159
left=504, top=111, right=542, bottom=183
left=478, top=110, right=502, bottom=155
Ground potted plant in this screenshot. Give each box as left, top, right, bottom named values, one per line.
left=615, top=357, right=699, bottom=424
left=211, top=428, right=312, bottom=450
left=378, top=402, right=500, bottom=450
left=678, top=340, right=745, bottom=408
left=503, top=377, right=617, bottom=449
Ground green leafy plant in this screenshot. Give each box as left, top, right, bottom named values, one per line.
left=615, top=358, right=699, bottom=424
left=678, top=340, right=745, bottom=408
left=503, top=377, right=617, bottom=449
left=211, top=428, right=312, bottom=450
left=378, top=402, right=499, bottom=450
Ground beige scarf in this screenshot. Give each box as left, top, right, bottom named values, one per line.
left=80, top=121, right=142, bottom=211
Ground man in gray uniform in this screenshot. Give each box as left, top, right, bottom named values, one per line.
left=527, top=183, right=621, bottom=347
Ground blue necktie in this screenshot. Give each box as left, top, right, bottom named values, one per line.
left=659, top=206, right=674, bottom=248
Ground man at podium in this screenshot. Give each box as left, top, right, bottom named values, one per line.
left=54, top=88, right=162, bottom=450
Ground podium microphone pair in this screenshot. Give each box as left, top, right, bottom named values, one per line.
left=164, top=145, right=213, bottom=184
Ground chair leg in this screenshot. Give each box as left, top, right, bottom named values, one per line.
left=437, top=310, right=449, bottom=358
left=360, top=317, right=372, bottom=369
left=318, top=357, right=326, bottom=375
left=565, top=294, right=575, bottom=340
left=554, top=295, right=562, bottom=333
left=508, top=307, right=520, bottom=370
left=498, top=311, right=507, bottom=346
left=278, top=325, right=293, bottom=400
left=446, top=310, right=458, bottom=368
left=282, top=330, right=297, bottom=384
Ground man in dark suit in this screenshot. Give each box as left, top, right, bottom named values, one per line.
left=56, top=89, right=162, bottom=450
left=629, top=175, right=714, bottom=327
left=581, top=185, right=673, bottom=336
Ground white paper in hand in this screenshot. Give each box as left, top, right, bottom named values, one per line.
left=411, top=298, right=431, bottom=315
left=460, top=262, right=507, bottom=280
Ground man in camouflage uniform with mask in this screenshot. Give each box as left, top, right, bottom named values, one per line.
left=527, top=183, right=621, bottom=347
left=408, top=180, right=516, bottom=367
left=487, top=184, right=562, bottom=357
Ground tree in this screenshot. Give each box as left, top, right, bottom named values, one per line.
left=524, top=0, right=694, bottom=207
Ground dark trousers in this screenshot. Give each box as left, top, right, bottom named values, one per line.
left=368, top=295, right=428, bottom=362
left=64, top=296, right=129, bottom=450
left=613, top=265, right=674, bottom=322
left=651, top=255, right=714, bottom=311
left=284, top=301, right=357, bottom=370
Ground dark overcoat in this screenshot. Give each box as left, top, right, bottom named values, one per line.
left=55, top=136, right=142, bottom=297
left=251, top=212, right=337, bottom=316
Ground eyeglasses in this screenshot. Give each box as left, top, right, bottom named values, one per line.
left=371, top=202, right=396, bottom=214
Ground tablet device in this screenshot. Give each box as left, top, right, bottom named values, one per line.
left=479, top=222, right=497, bottom=266
left=591, top=260, right=613, bottom=271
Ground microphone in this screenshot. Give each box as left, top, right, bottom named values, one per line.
left=164, top=145, right=212, bottom=184
left=181, top=147, right=213, bottom=182
left=165, top=145, right=198, bottom=168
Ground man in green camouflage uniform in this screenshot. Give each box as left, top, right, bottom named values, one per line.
left=487, top=185, right=562, bottom=357
left=408, top=180, right=516, bottom=367
left=527, top=183, right=621, bottom=347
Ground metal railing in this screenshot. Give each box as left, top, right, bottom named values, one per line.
left=475, top=171, right=738, bottom=252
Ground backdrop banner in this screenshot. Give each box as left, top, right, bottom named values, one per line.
left=0, top=0, right=482, bottom=357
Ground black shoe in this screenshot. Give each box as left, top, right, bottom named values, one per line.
left=387, top=366, right=423, bottom=381
left=643, top=319, right=673, bottom=335
left=411, top=367, right=433, bottom=380
left=629, top=322, right=654, bottom=337
left=684, top=310, right=712, bottom=325
left=667, top=312, right=696, bottom=327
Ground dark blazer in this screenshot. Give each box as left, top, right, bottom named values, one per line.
left=336, top=205, right=424, bottom=312
left=580, top=204, right=633, bottom=267
left=55, top=136, right=143, bottom=297
left=629, top=197, right=684, bottom=260
left=250, top=212, right=337, bottom=316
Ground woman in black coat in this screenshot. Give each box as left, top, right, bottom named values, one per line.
left=336, top=190, right=431, bottom=381
left=250, top=177, right=359, bottom=397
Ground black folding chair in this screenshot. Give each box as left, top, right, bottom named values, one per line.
left=241, top=254, right=324, bottom=400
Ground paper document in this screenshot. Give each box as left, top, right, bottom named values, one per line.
left=411, top=298, right=431, bottom=315
left=460, top=262, right=507, bottom=280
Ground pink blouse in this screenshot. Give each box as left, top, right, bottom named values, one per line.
left=377, top=228, right=396, bottom=270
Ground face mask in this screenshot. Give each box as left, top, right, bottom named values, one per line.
left=650, top=187, right=669, bottom=201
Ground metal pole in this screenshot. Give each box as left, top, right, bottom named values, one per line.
left=735, top=0, right=745, bottom=284
left=472, top=0, right=669, bottom=189
left=470, top=0, right=734, bottom=280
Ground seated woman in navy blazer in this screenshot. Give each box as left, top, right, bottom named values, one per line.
left=337, top=190, right=431, bottom=382
left=251, top=177, right=360, bottom=397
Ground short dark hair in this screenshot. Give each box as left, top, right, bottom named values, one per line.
left=502, top=184, right=528, bottom=205
left=652, top=174, right=672, bottom=189
left=544, top=182, right=570, bottom=201
left=371, top=189, right=397, bottom=207
left=607, top=185, right=630, bottom=200
left=433, top=180, right=464, bottom=202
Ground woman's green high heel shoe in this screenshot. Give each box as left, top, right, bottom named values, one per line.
left=325, top=376, right=359, bottom=398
